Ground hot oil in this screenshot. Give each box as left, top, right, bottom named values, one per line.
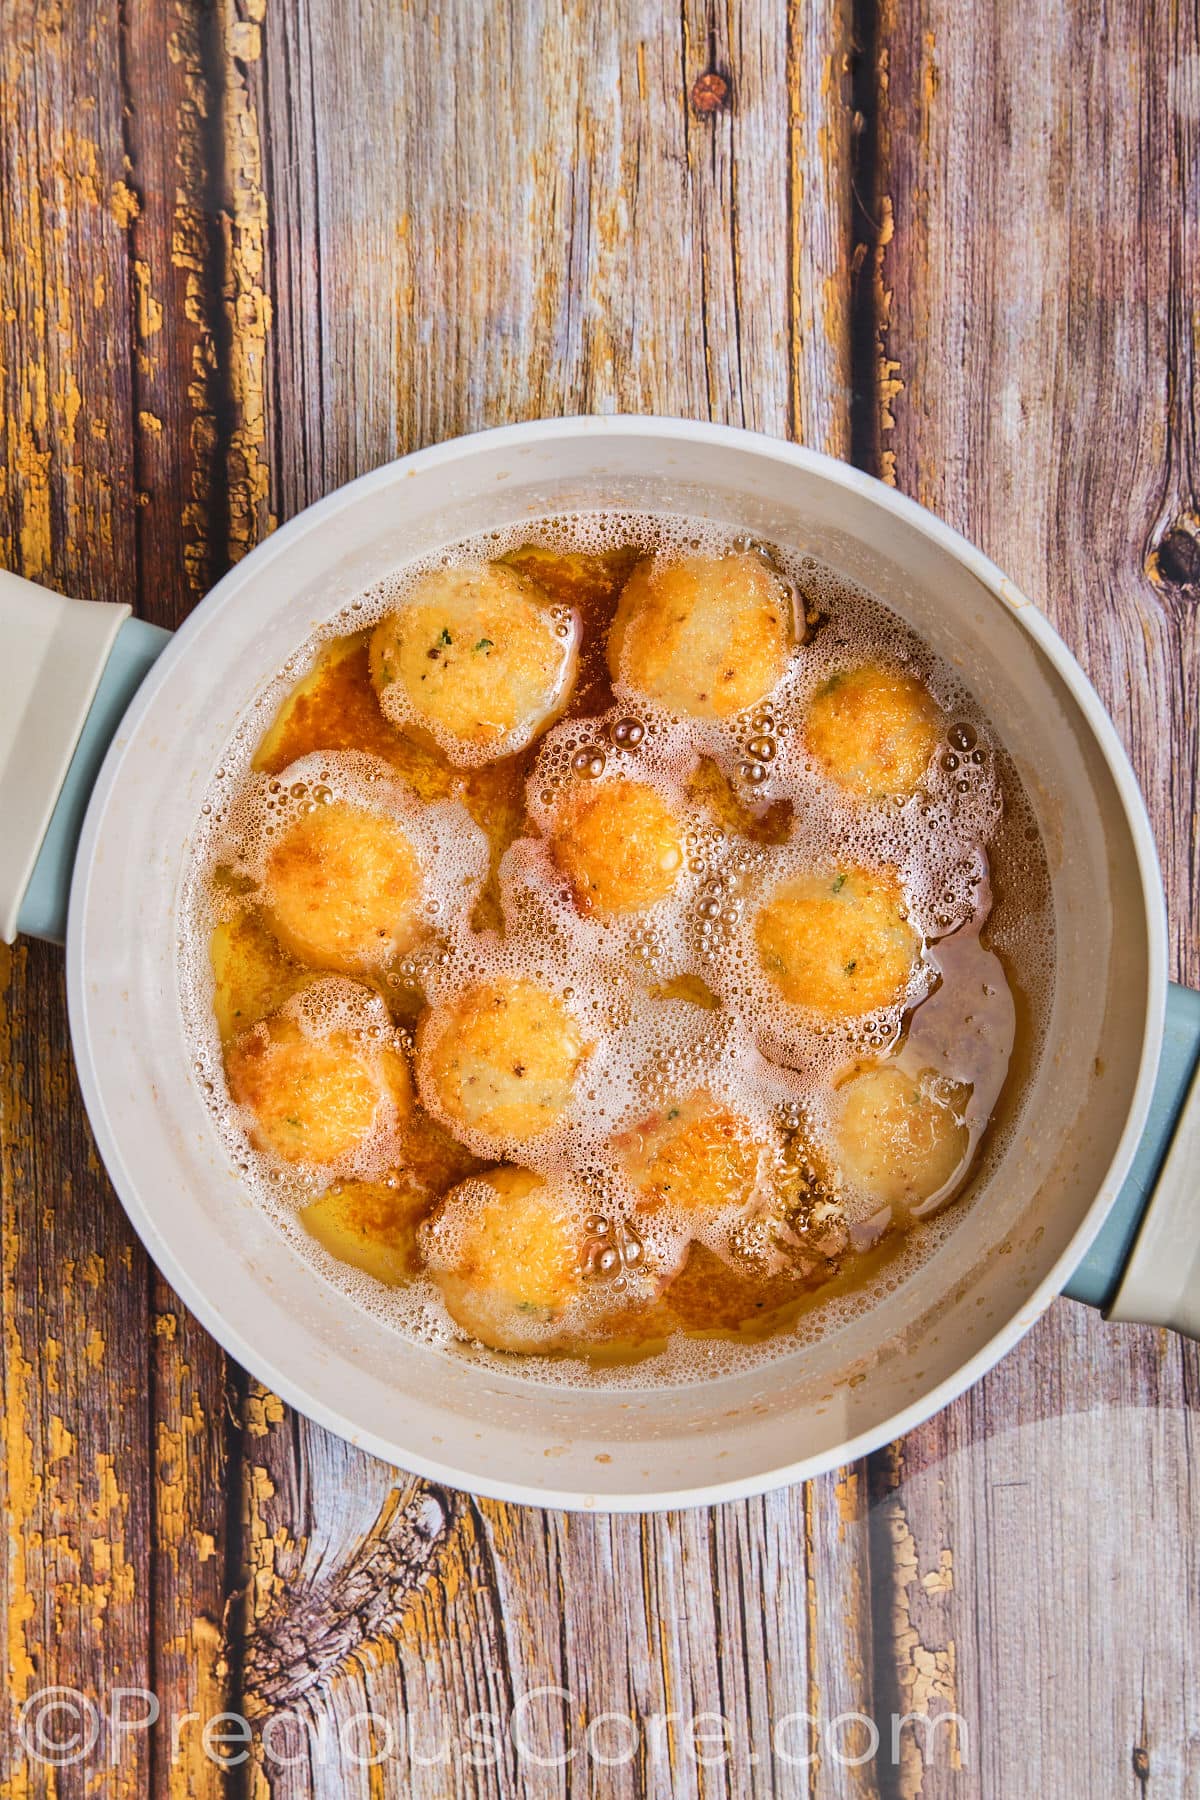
left=177, top=512, right=1056, bottom=1389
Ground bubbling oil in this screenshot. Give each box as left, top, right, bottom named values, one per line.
left=177, top=510, right=1055, bottom=1387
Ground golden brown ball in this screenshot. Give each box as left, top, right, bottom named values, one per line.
left=804, top=663, right=942, bottom=800
left=549, top=778, right=684, bottom=916
left=754, top=866, right=920, bottom=1020
left=264, top=798, right=423, bottom=972
left=833, top=1063, right=969, bottom=1211
left=417, top=977, right=589, bottom=1143
left=607, top=552, right=792, bottom=719
left=615, top=1090, right=766, bottom=1212
left=225, top=998, right=411, bottom=1166
left=423, top=1166, right=584, bottom=1351
left=369, top=562, right=575, bottom=757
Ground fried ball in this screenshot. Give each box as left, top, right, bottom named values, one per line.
left=607, top=551, right=792, bottom=719
left=424, top=1166, right=584, bottom=1351
left=264, top=799, right=423, bottom=973
left=226, top=1003, right=411, bottom=1165
left=755, top=866, right=920, bottom=1019
left=549, top=778, right=684, bottom=915
left=417, top=977, right=589, bottom=1142
left=615, top=1090, right=765, bottom=1212
left=300, top=1174, right=430, bottom=1285
left=804, top=663, right=942, bottom=799
left=369, top=562, right=575, bottom=757
left=833, top=1064, right=969, bottom=1211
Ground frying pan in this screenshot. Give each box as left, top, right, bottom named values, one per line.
left=2, top=418, right=1197, bottom=1511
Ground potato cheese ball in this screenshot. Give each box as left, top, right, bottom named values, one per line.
left=183, top=515, right=1052, bottom=1377
left=614, top=1090, right=767, bottom=1214
left=754, top=866, right=920, bottom=1019
left=548, top=776, right=685, bottom=916
left=607, top=550, right=793, bottom=719
left=423, top=1167, right=587, bottom=1353
left=369, top=562, right=577, bottom=759
left=264, top=800, right=423, bottom=971
left=416, top=976, right=590, bottom=1144
left=804, top=662, right=943, bottom=800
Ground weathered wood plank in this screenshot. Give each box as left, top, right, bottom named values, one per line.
left=235, top=1461, right=878, bottom=1798
left=864, top=0, right=1200, bottom=1792
left=120, top=16, right=243, bottom=1792
left=263, top=0, right=854, bottom=500
left=122, top=0, right=228, bottom=622
left=0, top=945, right=150, bottom=1795
left=0, top=0, right=137, bottom=592
left=862, top=1307, right=1200, bottom=1798
left=0, top=4, right=152, bottom=1791
left=806, top=1468, right=882, bottom=1797
left=0, top=4, right=259, bottom=1792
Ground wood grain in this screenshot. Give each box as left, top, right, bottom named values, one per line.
left=120, top=16, right=243, bottom=1791
left=0, top=0, right=1197, bottom=1795
left=0, top=5, right=151, bottom=1791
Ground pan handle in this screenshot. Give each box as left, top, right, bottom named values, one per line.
left=0, top=570, right=170, bottom=945
left=1063, top=983, right=1200, bottom=1336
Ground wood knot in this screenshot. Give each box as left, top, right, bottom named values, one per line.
left=1132, top=1744, right=1150, bottom=1781
left=1148, top=517, right=1200, bottom=598
left=690, top=71, right=730, bottom=115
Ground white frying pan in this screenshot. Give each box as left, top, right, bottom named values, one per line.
left=3, top=418, right=1197, bottom=1512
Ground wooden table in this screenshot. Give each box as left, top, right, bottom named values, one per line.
left=1, top=2, right=1197, bottom=1793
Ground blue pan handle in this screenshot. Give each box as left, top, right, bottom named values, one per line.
left=1065, top=983, right=1200, bottom=1331
left=8, top=606, right=170, bottom=943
